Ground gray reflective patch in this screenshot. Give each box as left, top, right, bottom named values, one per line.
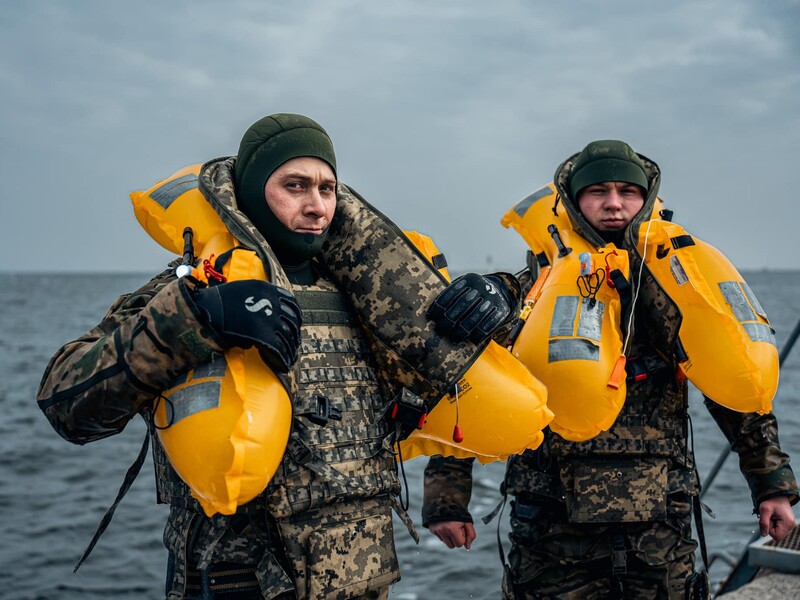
left=549, top=338, right=600, bottom=362
left=669, top=255, right=689, bottom=286
left=514, top=185, right=556, bottom=216
left=742, top=282, right=768, bottom=320
left=193, top=354, right=228, bottom=379
left=149, top=174, right=198, bottom=209
left=577, top=298, right=604, bottom=342
left=719, top=281, right=757, bottom=322
left=550, top=296, right=579, bottom=337
left=743, top=322, right=777, bottom=346
left=165, top=380, right=221, bottom=424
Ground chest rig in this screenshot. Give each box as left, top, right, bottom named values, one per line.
left=264, top=276, right=400, bottom=518
left=153, top=275, right=399, bottom=511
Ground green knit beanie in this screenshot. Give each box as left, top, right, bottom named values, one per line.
left=234, top=113, right=337, bottom=264
left=568, top=140, right=648, bottom=199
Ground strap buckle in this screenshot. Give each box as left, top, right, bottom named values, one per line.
left=611, top=531, right=627, bottom=577
left=390, top=388, right=428, bottom=440
left=626, top=357, right=648, bottom=382
left=299, top=395, right=342, bottom=427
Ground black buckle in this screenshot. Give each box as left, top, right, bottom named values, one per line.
left=611, top=531, right=627, bottom=577
left=300, top=395, right=342, bottom=427
left=390, top=388, right=428, bottom=440
left=625, top=357, right=648, bottom=382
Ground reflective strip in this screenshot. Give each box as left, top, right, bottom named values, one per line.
left=669, top=255, right=689, bottom=286
left=719, top=281, right=757, bottom=322
left=742, top=282, right=768, bottom=320
left=548, top=338, right=600, bottom=362
left=550, top=296, right=579, bottom=337
left=193, top=354, right=228, bottom=378
left=149, top=174, right=198, bottom=209
left=577, top=298, right=604, bottom=342
left=743, top=322, right=777, bottom=346
left=169, top=353, right=226, bottom=386
left=514, top=185, right=555, bottom=216
left=166, top=380, right=221, bottom=424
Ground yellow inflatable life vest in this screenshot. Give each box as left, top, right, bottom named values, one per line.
left=510, top=245, right=630, bottom=441
left=636, top=219, right=777, bottom=414
left=502, top=184, right=777, bottom=442
left=501, top=184, right=647, bottom=441
left=397, top=233, right=553, bottom=462
left=132, top=169, right=292, bottom=517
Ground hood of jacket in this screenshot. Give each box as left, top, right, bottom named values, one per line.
left=552, top=149, right=662, bottom=250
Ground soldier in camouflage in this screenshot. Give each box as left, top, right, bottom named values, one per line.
left=37, top=113, right=517, bottom=600
left=422, top=140, right=798, bottom=599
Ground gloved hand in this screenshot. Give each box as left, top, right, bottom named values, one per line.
left=192, top=279, right=302, bottom=372
left=427, top=273, right=513, bottom=344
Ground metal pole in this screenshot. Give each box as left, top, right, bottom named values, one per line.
left=700, top=315, right=800, bottom=499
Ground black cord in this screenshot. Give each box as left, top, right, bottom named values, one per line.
left=395, top=433, right=410, bottom=512
left=150, top=394, right=175, bottom=430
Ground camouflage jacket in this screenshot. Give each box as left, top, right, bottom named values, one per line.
left=37, top=265, right=219, bottom=443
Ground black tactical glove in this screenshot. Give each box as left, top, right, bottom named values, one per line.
left=427, top=273, right=513, bottom=344
left=192, top=279, right=302, bottom=372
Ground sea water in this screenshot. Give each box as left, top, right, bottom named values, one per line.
left=1, top=271, right=798, bottom=599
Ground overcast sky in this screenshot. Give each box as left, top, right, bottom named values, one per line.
left=2, top=0, right=799, bottom=273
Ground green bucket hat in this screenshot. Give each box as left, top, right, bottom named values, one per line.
left=568, top=140, right=648, bottom=199
left=234, top=113, right=337, bottom=264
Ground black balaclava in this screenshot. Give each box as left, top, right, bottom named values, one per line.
left=234, top=113, right=337, bottom=268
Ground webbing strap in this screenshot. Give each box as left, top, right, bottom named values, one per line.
left=389, top=494, right=419, bottom=543
left=692, top=489, right=711, bottom=571
left=74, top=429, right=150, bottom=572
left=670, top=234, right=695, bottom=250
left=196, top=516, right=232, bottom=571
left=609, top=268, right=632, bottom=335
left=611, top=530, right=627, bottom=577
left=284, top=436, right=370, bottom=493
left=481, top=493, right=510, bottom=576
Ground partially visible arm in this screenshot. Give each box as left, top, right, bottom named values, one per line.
left=422, top=455, right=476, bottom=549
left=37, top=268, right=223, bottom=444
left=704, top=396, right=799, bottom=512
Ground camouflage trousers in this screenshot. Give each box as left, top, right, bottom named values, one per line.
left=502, top=498, right=699, bottom=599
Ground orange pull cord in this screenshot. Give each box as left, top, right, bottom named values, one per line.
left=202, top=254, right=227, bottom=284
left=452, top=383, right=463, bottom=443
left=603, top=249, right=619, bottom=289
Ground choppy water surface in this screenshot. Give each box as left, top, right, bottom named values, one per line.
left=1, top=271, right=798, bottom=599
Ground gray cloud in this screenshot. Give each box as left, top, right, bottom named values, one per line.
left=1, top=0, right=798, bottom=272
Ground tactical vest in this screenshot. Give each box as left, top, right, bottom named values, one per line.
left=263, top=276, right=400, bottom=518
left=154, top=275, right=401, bottom=579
